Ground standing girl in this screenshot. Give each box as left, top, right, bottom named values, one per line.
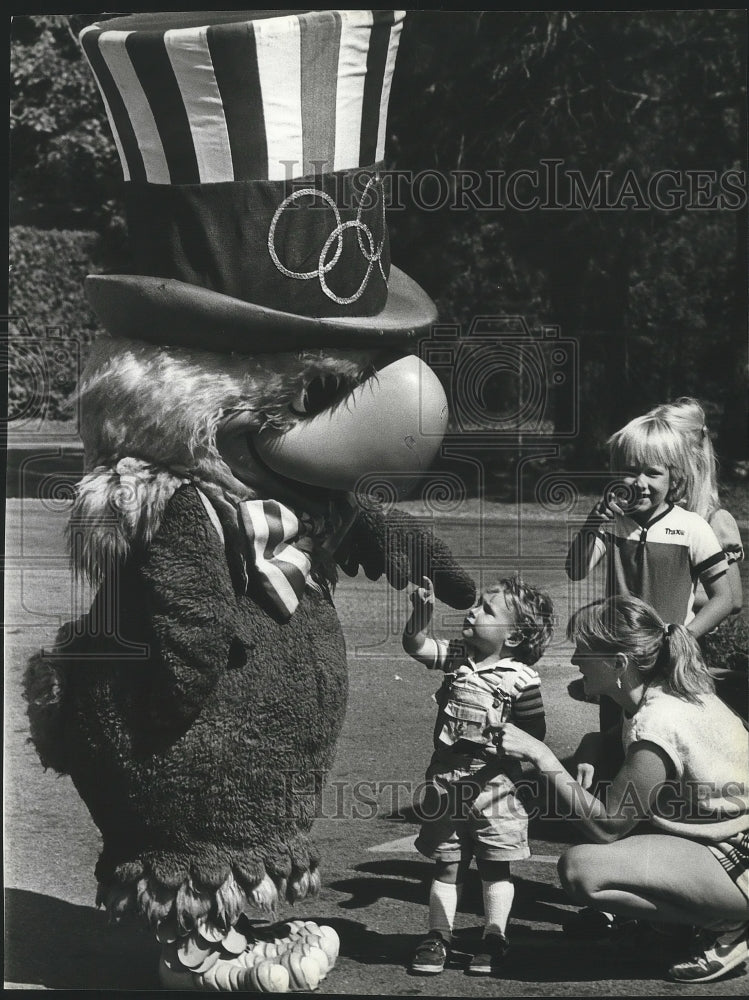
left=650, top=397, right=746, bottom=718
left=566, top=408, right=734, bottom=735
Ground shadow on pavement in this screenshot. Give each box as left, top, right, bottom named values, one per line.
left=7, top=889, right=748, bottom=991
left=330, top=913, right=748, bottom=987
left=330, top=858, right=569, bottom=924
left=5, top=887, right=160, bottom=990
left=500, top=928, right=749, bottom=986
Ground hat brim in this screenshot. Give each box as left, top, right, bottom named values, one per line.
left=85, top=267, right=437, bottom=354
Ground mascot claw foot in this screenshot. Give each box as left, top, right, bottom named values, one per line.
left=158, top=919, right=339, bottom=992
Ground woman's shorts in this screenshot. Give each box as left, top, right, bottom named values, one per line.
left=708, top=832, right=749, bottom=901
left=414, top=755, right=530, bottom=863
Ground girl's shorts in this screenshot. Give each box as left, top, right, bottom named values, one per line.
left=708, top=832, right=749, bottom=901
left=414, top=755, right=530, bottom=863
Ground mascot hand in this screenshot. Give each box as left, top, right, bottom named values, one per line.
left=337, top=502, right=476, bottom=609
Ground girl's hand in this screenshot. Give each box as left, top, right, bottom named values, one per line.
left=590, top=490, right=625, bottom=524
left=497, top=723, right=555, bottom=771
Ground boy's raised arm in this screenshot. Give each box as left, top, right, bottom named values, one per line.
left=403, top=576, right=451, bottom=670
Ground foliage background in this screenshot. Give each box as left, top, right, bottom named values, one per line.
left=8, top=11, right=748, bottom=491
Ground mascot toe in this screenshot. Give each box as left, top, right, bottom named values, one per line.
left=24, top=10, right=475, bottom=992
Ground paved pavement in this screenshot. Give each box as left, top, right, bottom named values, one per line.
left=4, top=500, right=748, bottom=994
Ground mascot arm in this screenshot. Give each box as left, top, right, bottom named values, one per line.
left=338, top=502, right=476, bottom=610
left=140, top=486, right=239, bottom=727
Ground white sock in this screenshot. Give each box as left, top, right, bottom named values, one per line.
left=428, top=879, right=459, bottom=940
left=482, top=878, right=514, bottom=938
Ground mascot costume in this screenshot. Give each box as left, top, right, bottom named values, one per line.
left=24, top=10, right=475, bottom=992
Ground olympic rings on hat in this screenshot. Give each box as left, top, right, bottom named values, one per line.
left=267, top=175, right=387, bottom=305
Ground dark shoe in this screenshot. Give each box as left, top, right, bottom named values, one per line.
left=410, top=931, right=450, bottom=975
left=668, top=923, right=749, bottom=983
left=466, top=931, right=509, bottom=976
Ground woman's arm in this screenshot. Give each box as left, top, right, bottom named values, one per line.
left=499, top=723, right=672, bottom=843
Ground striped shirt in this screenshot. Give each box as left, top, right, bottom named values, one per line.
left=591, top=504, right=728, bottom=626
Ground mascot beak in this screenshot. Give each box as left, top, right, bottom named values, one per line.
left=252, top=356, right=449, bottom=494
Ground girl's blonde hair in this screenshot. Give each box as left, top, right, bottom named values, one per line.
left=647, top=397, right=719, bottom=520
left=607, top=413, right=692, bottom=506
left=567, top=596, right=713, bottom=703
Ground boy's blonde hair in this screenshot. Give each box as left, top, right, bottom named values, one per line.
left=486, top=576, right=554, bottom=666
left=647, top=397, right=719, bottom=520
left=607, top=413, right=689, bottom=505
left=567, top=595, right=713, bottom=703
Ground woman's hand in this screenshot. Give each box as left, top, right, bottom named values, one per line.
left=498, top=723, right=557, bottom=771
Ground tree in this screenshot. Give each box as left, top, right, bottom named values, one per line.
left=10, top=14, right=120, bottom=229
left=388, top=11, right=747, bottom=469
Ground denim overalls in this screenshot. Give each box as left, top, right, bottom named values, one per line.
left=433, top=659, right=515, bottom=756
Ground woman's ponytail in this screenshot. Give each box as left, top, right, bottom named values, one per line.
left=658, top=622, right=714, bottom=701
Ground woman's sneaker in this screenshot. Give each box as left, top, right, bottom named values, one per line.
left=410, top=931, right=450, bottom=975
left=466, top=931, right=510, bottom=976
left=668, top=923, right=749, bottom=983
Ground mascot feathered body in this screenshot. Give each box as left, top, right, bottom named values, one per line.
left=24, top=10, right=475, bottom=991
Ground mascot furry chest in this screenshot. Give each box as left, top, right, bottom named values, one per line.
left=25, top=10, right=474, bottom=991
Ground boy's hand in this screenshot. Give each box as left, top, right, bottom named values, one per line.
left=408, top=576, right=435, bottom=630
left=569, top=730, right=606, bottom=786
left=576, top=762, right=596, bottom=790
left=410, top=576, right=435, bottom=610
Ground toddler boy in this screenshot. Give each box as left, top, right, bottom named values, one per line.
left=403, top=575, right=553, bottom=976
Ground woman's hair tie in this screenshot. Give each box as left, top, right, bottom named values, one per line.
left=663, top=623, right=674, bottom=641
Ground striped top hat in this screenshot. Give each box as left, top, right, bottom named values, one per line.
left=78, top=10, right=437, bottom=352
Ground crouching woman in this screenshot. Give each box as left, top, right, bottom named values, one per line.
left=499, top=595, right=749, bottom=984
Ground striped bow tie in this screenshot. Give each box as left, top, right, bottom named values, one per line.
left=238, top=499, right=313, bottom=623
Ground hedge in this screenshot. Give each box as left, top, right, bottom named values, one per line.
left=8, top=226, right=104, bottom=423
